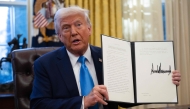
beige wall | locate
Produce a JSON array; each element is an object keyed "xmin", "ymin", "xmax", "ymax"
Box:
[{"xmin": 188, "ymin": 0, "xmax": 190, "ymax": 44}]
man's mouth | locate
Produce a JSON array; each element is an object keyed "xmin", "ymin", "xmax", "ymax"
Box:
[{"xmin": 72, "ymin": 39, "xmax": 80, "ymax": 44}]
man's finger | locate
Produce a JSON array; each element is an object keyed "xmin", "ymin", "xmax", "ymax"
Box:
[{"xmin": 173, "ymin": 81, "xmax": 180, "ymax": 86}]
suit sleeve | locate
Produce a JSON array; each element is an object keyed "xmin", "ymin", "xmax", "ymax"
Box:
[{"xmin": 30, "ymin": 59, "xmax": 82, "ymax": 109}]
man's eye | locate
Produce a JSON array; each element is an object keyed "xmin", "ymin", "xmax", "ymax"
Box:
[
  {"xmin": 64, "ymin": 27, "xmax": 68, "ymax": 29},
  {"xmin": 76, "ymin": 23, "xmax": 81, "ymax": 27},
  {"xmin": 63, "ymin": 26, "xmax": 69, "ymax": 30}
]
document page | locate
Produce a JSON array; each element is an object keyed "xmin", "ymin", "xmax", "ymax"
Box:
[
  {"xmin": 102, "ymin": 35, "xmax": 134, "ymax": 103},
  {"xmin": 134, "ymin": 42, "xmax": 177, "ymax": 103}
]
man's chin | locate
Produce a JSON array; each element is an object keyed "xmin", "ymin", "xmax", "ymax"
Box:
[{"xmin": 71, "ymin": 47, "xmax": 87, "ymax": 56}]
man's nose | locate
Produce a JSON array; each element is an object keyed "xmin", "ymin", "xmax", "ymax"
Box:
[{"xmin": 71, "ymin": 26, "xmax": 78, "ymax": 37}]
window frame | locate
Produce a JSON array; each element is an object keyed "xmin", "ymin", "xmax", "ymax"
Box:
[
  {"xmin": 0, "ymin": 0, "xmax": 31, "ymax": 95},
  {"xmin": 0, "ymin": 0, "xmax": 32, "ymax": 47}
]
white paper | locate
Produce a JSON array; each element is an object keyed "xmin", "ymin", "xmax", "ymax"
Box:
[
  {"xmin": 102, "ymin": 35, "xmax": 134, "ymax": 103},
  {"xmin": 134, "ymin": 42, "xmax": 177, "ymax": 103}
]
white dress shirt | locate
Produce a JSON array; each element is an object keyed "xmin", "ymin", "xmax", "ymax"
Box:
[{"xmin": 67, "ymin": 46, "xmax": 98, "ymax": 95}]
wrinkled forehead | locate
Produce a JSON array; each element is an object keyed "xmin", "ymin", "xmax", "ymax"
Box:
[
  {"xmin": 57, "ymin": 12, "xmax": 87, "ymax": 27},
  {"xmin": 58, "ymin": 14, "xmax": 88, "ymax": 30}
]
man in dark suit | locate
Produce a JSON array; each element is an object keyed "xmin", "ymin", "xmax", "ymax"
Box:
[{"xmin": 30, "ymin": 6, "xmax": 181, "ymax": 109}]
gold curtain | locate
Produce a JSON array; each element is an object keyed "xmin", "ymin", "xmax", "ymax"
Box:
[
  {"xmin": 165, "ymin": 0, "xmax": 190, "ymax": 107},
  {"xmin": 64, "ymin": 0, "xmax": 123, "ymax": 47},
  {"xmin": 122, "ymin": 0, "xmax": 164, "ymax": 42}
]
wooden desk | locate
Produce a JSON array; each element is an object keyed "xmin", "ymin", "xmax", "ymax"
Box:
[
  {"xmin": 0, "ymin": 94, "xmax": 14, "ymax": 109},
  {"xmin": 150, "ymin": 104, "xmax": 190, "ymax": 109}
]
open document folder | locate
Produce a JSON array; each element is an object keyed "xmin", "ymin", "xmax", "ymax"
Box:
[{"xmin": 101, "ymin": 34, "xmax": 178, "ymax": 104}]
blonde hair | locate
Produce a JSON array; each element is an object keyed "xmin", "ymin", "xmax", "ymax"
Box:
[{"xmin": 54, "ymin": 6, "xmax": 91, "ymax": 34}]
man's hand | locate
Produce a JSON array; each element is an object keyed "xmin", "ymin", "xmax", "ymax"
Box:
[
  {"xmin": 172, "ymin": 70, "xmax": 181, "ymax": 86},
  {"xmin": 84, "ymin": 85, "xmax": 109, "ymax": 108}
]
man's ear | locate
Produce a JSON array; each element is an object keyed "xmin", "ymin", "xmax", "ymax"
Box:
[
  {"xmin": 58, "ymin": 34, "xmax": 63, "ymax": 42},
  {"xmin": 88, "ymin": 26, "xmax": 92, "ymax": 35}
]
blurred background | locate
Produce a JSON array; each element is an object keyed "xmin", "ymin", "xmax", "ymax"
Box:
[{"xmin": 0, "ymin": 0, "xmax": 190, "ymax": 109}]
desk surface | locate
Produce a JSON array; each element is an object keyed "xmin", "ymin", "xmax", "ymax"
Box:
[
  {"xmin": 150, "ymin": 104, "xmax": 190, "ymax": 109},
  {"xmin": 0, "ymin": 93, "xmax": 14, "ymax": 109}
]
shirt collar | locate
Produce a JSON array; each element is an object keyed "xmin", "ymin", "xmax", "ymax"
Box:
[{"xmin": 67, "ymin": 45, "xmax": 92, "ymax": 67}]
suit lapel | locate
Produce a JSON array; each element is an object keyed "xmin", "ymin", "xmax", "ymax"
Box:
[
  {"xmin": 90, "ymin": 46, "xmax": 103, "ymax": 85},
  {"xmin": 56, "ymin": 47, "xmax": 79, "ymax": 96}
]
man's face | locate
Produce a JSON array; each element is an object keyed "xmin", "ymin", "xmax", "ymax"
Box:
[{"xmin": 58, "ymin": 13, "xmax": 91, "ymax": 56}]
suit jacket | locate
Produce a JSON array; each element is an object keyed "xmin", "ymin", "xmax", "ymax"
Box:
[
  {"xmin": 30, "ymin": 46, "xmax": 113, "ymax": 109},
  {"xmin": 30, "ymin": 45, "xmax": 139, "ymax": 109}
]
